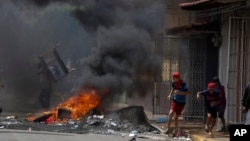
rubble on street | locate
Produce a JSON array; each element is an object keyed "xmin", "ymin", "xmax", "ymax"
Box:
[{"xmin": 0, "ymin": 106, "xmax": 193, "ymax": 141}]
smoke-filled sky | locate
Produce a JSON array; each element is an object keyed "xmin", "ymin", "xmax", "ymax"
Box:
[
  {"xmin": 76, "ymin": 0, "xmax": 165, "ymax": 95},
  {"xmin": 0, "ymin": 0, "xmax": 165, "ymax": 112}
]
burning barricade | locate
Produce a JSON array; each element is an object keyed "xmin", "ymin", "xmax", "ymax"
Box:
[
  {"xmin": 0, "ymin": 86, "xmax": 160, "ymax": 135},
  {"xmin": 7, "ymin": 44, "xmax": 158, "ymax": 134},
  {"xmin": 27, "ymin": 86, "xmax": 106, "ymax": 123}
]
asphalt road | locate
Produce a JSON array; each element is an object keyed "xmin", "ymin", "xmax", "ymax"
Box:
[{"xmin": 0, "ymin": 129, "xmax": 170, "ymax": 141}]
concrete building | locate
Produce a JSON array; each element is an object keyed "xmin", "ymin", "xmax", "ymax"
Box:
[{"xmin": 218, "ymin": 0, "xmax": 250, "ymax": 124}]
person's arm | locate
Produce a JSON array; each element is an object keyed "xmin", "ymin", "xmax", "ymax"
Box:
[
  {"xmin": 168, "ymin": 88, "xmax": 174, "ymax": 99},
  {"xmin": 197, "ymin": 92, "xmax": 201, "ymax": 99},
  {"xmin": 197, "ymin": 90, "xmax": 205, "ymax": 99}
]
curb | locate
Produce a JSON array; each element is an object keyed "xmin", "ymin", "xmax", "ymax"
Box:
[
  {"xmin": 191, "ymin": 134, "xmax": 216, "ymax": 141},
  {"xmin": 191, "ymin": 132, "xmax": 230, "ymax": 141}
]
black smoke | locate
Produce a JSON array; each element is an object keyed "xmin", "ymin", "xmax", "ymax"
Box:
[
  {"xmin": 73, "ymin": 0, "xmax": 165, "ymax": 97},
  {"xmin": 79, "ymin": 25, "xmax": 157, "ymax": 97},
  {"xmin": 71, "ymin": 0, "xmax": 165, "ymax": 35},
  {"xmin": 72, "ymin": 2, "xmax": 115, "ymax": 32},
  {"xmin": 27, "ymin": 0, "xmax": 50, "ymax": 7},
  {"xmin": 27, "ymin": 0, "xmax": 165, "ymax": 35},
  {"xmin": 25, "ymin": 0, "xmax": 79, "ymax": 7}
]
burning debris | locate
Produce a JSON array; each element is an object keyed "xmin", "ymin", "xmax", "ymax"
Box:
[
  {"xmin": 57, "ymin": 108, "xmax": 72, "ymax": 120},
  {"xmin": 22, "ymin": 82, "xmax": 158, "ymax": 134},
  {"xmin": 33, "ymin": 113, "xmax": 53, "ymax": 123},
  {"xmin": 0, "ymin": 106, "xmax": 193, "ymax": 140},
  {"xmin": 27, "ymin": 86, "xmax": 107, "ymax": 123},
  {"xmin": 51, "ymin": 87, "xmax": 106, "ymax": 120},
  {"xmin": 0, "ymin": 106, "xmax": 160, "ymax": 135},
  {"xmin": 24, "ymin": 87, "xmax": 156, "ymax": 135}
]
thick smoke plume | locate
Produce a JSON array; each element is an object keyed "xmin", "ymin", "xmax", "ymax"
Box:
[
  {"xmin": 78, "ymin": 0, "xmax": 165, "ymax": 96},
  {"xmin": 0, "ymin": 0, "xmax": 165, "ymax": 112},
  {"xmin": 80, "ymin": 25, "xmax": 156, "ymax": 96}
]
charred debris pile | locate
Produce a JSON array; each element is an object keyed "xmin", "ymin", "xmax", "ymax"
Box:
[{"xmin": 0, "ymin": 106, "xmax": 160, "ymax": 135}]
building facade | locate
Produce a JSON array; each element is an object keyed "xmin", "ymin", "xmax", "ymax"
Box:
[{"xmin": 153, "ymin": 0, "xmax": 250, "ymax": 125}]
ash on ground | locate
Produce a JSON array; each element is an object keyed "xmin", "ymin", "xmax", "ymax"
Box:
[{"xmin": 0, "ymin": 106, "xmax": 160, "ymax": 135}]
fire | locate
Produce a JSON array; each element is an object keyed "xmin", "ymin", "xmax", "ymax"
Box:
[
  {"xmin": 26, "ymin": 87, "xmax": 107, "ymax": 122},
  {"xmin": 52, "ymin": 88, "xmax": 105, "ymax": 120},
  {"xmin": 26, "ymin": 116, "xmax": 35, "ymax": 122}
]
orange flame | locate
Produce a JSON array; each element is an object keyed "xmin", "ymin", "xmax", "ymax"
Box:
[
  {"xmin": 26, "ymin": 116, "xmax": 35, "ymax": 122},
  {"xmin": 26, "ymin": 87, "xmax": 107, "ymax": 122},
  {"xmin": 52, "ymin": 88, "xmax": 106, "ymax": 120}
]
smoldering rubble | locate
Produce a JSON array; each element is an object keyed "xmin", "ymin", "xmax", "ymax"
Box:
[
  {"xmin": 0, "ymin": 106, "xmax": 160, "ymax": 134},
  {"xmin": 0, "ymin": 106, "xmax": 192, "ymax": 140}
]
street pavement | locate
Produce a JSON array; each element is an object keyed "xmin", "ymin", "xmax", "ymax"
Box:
[
  {"xmin": 0, "ymin": 128, "xmax": 230, "ymax": 141},
  {"xmin": 0, "ymin": 112, "xmax": 193, "ymax": 141},
  {"xmin": 0, "ymin": 129, "xmax": 176, "ymax": 141},
  {"xmin": 0, "ymin": 111, "xmax": 229, "ymax": 141},
  {"xmin": 146, "ymin": 112, "xmax": 230, "ymax": 141}
]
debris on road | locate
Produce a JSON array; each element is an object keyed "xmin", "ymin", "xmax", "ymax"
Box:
[
  {"xmin": 57, "ymin": 108, "xmax": 72, "ymax": 120},
  {"xmin": 33, "ymin": 113, "xmax": 53, "ymax": 123},
  {"xmin": 6, "ymin": 116, "xmax": 17, "ymax": 120},
  {"xmin": 0, "ymin": 106, "xmax": 194, "ymax": 141}
]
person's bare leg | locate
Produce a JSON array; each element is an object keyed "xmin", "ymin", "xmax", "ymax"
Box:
[
  {"xmin": 220, "ymin": 117, "xmax": 226, "ymax": 131},
  {"xmin": 218, "ymin": 107, "xmax": 226, "ymax": 132},
  {"xmin": 207, "ymin": 116, "xmax": 212, "ymax": 126},
  {"xmin": 208, "ymin": 114, "xmax": 216, "ymax": 137},
  {"xmin": 205, "ymin": 117, "xmax": 210, "ymax": 130},
  {"xmin": 166, "ymin": 110, "xmax": 174, "ymax": 133},
  {"xmin": 204, "ymin": 114, "xmax": 212, "ymax": 132},
  {"xmin": 210, "ymin": 118, "xmax": 216, "ymax": 131},
  {"xmin": 174, "ymin": 114, "xmax": 179, "ymax": 133}
]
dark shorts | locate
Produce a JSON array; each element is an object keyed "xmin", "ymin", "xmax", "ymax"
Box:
[
  {"xmin": 170, "ymin": 101, "xmax": 185, "ymax": 116},
  {"xmin": 217, "ymin": 105, "xmax": 226, "ymax": 118},
  {"xmin": 206, "ymin": 107, "xmax": 217, "ymax": 118}
]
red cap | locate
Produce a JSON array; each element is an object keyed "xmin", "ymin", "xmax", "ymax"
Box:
[
  {"xmin": 172, "ymin": 72, "xmax": 180, "ymax": 78},
  {"xmin": 207, "ymin": 82, "xmax": 215, "ymax": 89}
]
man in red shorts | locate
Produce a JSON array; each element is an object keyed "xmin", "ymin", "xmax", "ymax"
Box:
[{"xmin": 165, "ymin": 72, "xmax": 189, "ymax": 136}]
